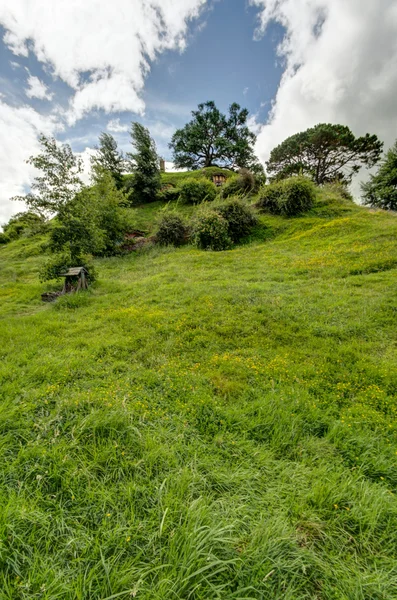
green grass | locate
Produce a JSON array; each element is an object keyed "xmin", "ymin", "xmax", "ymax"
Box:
[{"xmin": 1, "ymin": 189, "xmax": 397, "ymax": 599}]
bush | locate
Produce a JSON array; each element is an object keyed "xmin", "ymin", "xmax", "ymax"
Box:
[
  {"xmin": 216, "ymin": 199, "xmax": 258, "ymax": 242},
  {"xmin": 40, "ymin": 252, "xmax": 97, "ymax": 283},
  {"xmin": 2, "ymin": 211, "xmax": 47, "ymax": 240},
  {"xmin": 192, "ymin": 210, "xmax": 231, "ymax": 251},
  {"xmin": 324, "ymin": 181, "xmax": 353, "ymax": 202},
  {"xmin": 221, "ymin": 176, "xmax": 243, "ymax": 198},
  {"xmin": 222, "ymin": 169, "xmax": 260, "ymax": 198},
  {"xmin": 156, "ymin": 214, "xmax": 187, "ymax": 247},
  {"xmin": 0, "ymin": 232, "xmax": 9, "ymax": 244},
  {"xmin": 158, "ymin": 186, "xmax": 181, "ymax": 203},
  {"xmin": 279, "ymin": 177, "xmax": 316, "ymax": 216},
  {"xmin": 258, "ymin": 177, "xmax": 316, "ymax": 216},
  {"xmin": 257, "ymin": 181, "xmax": 284, "ymax": 214},
  {"xmin": 179, "ymin": 178, "xmax": 217, "ymax": 205},
  {"xmin": 50, "ymin": 172, "xmax": 128, "ymax": 259}
]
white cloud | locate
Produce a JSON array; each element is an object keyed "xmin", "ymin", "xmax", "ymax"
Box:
[
  {"xmin": 77, "ymin": 147, "xmax": 96, "ymax": 185},
  {"xmin": 247, "ymin": 114, "xmax": 263, "ymax": 136},
  {"xmin": 147, "ymin": 120, "xmax": 175, "ymax": 141},
  {"xmin": 107, "ymin": 118, "xmax": 129, "ymax": 133},
  {"xmin": 25, "ymin": 74, "xmax": 53, "ymax": 100},
  {"xmin": 164, "ymin": 161, "xmax": 185, "ymax": 173},
  {"xmin": 250, "ymin": 0, "xmax": 397, "ymax": 196},
  {"xmin": 0, "ymin": 101, "xmax": 61, "ymax": 227},
  {"xmin": 0, "ymin": 0, "xmax": 207, "ymax": 123}
]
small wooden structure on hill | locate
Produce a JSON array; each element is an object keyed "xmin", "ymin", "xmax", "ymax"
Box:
[
  {"xmin": 41, "ymin": 266, "xmax": 90, "ymax": 302},
  {"xmin": 59, "ymin": 267, "xmax": 89, "ymax": 293},
  {"xmin": 212, "ymin": 174, "xmax": 227, "ymax": 187}
]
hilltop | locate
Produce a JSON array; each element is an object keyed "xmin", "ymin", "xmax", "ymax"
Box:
[{"xmin": 0, "ymin": 181, "xmax": 397, "ymax": 599}]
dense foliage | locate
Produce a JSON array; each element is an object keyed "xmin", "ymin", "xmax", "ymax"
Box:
[
  {"xmin": 216, "ymin": 199, "xmax": 258, "ymax": 242},
  {"xmin": 258, "ymin": 177, "xmax": 316, "ymax": 216},
  {"xmin": 0, "ymin": 211, "xmax": 46, "ymax": 243},
  {"xmin": 42, "ymin": 172, "xmax": 128, "ymax": 281},
  {"xmin": 221, "ymin": 168, "xmax": 260, "ymax": 198},
  {"xmin": 156, "ymin": 214, "xmax": 187, "ymax": 246},
  {"xmin": 179, "ymin": 178, "xmax": 217, "ymax": 205},
  {"xmin": 192, "ymin": 209, "xmax": 232, "ymax": 250},
  {"xmin": 170, "ymin": 101, "xmax": 260, "ymax": 171},
  {"xmin": 158, "ymin": 186, "xmax": 181, "ymax": 203},
  {"xmin": 128, "ymin": 122, "xmax": 161, "ymax": 203},
  {"xmin": 361, "ymin": 140, "xmax": 397, "ymax": 211},
  {"xmin": 12, "ymin": 135, "xmax": 83, "ymax": 215},
  {"xmin": 267, "ymin": 124, "xmax": 383, "ymax": 184},
  {"xmin": 90, "ymin": 132, "xmax": 125, "ymax": 189}
]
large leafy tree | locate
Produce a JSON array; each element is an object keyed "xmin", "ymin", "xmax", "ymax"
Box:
[
  {"xmin": 361, "ymin": 140, "xmax": 397, "ymax": 211},
  {"xmin": 127, "ymin": 122, "xmax": 161, "ymax": 203},
  {"xmin": 90, "ymin": 132, "xmax": 125, "ymax": 189},
  {"xmin": 266, "ymin": 124, "xmax": 383, "ymax": 185},
  {"xmin": 12, "ymin": 135, "xmax": 83, "ymax": 216},
  {"xmin": 169, "ymin": 101, "xmax": 260, "ymax": 171}
]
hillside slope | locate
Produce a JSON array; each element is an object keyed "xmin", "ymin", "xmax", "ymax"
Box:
[{"xmin": 0, "ymin": 192, "xmax": 397, "ymax": 599}]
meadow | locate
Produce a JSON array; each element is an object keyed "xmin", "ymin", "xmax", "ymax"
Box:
[{"xmin": 0, "ymin": 186, "xmax": 397, "ymax": 599}]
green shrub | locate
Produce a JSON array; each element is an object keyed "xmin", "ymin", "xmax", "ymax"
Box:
[
  {"xmin": 324, "ymin": 181, "xmax": 353, "ymax": 202},
  {"xmin": 156, "ymin": 214, "xmax": 187, "ymax": 247},
  {"xmin": 221, "ymin": 176, "xmax": 243, "ymax": 198},
  {"xmin": 0, "ymin": 232, "xmax": 9, "ymax": 244},
  {"xmin": 193, "ymin": 210, "xmax": 231, "ymax": 251},
  {"xmin": 216, "ymin": 199, "xmax": 258, "ymax": 242},
  {"xmin": 2, "ymin": 211, "xmax": 47, "ymax": 240},
  {"xmin": 222, "ymin": 169, "xmax": 261, "ymax": 198},
  {"xmin": 258, "ymin": 181, "xmax": 284, "ymax": 214},
  {"xmin": 40, "ymin": 252, "xmax": 97, "ymax": 283},
  {"xmin": 179, "ymin": 178, "xmax": 217, "ymax": 205},
  {"xmin": 158, "ymin": 186, "xmax": 181, "ymax": 203},
  {"xmin": 279, "ymin": 177, "xmax": 316, "ymax": 216},
  {"xmin": 258, "ymin": 177, "xmax": 316, "ymax": 216}
]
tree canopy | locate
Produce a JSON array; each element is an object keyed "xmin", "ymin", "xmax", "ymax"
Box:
[
  {"xmin": 361, "ymin": 140, "xmax": 397, "ymax": 211},
  {"xmin": 90, "ymin": 132, "xmax": 125, "ymax": 189},
  {"xmin": 127, "ymin": 122, "xmax": 161, "ymax": 203},
  {"xmin": 169, "ymin": 101, "xmax": 260, "ymax": 171},
  {"xmin": 12, "ymin": 135, "xmax": 83, "ymax": 216},
  {"xmin": 266, "ymin": 124, "xmax": 383, "ymax": 185}
]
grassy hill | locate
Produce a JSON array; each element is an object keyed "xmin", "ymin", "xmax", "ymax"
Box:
[{"xmin": 1, "ymin": 183, "xmax": 397, "ymax": 599}]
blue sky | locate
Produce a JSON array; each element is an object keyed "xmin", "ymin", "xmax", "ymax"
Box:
[
  {"xmin": 1, "ymin": 0, "xmax": 397, "ymax": 224},
  {"xmin": 0, "ymin": 1, "xmax": 284, "ymax": 159}
]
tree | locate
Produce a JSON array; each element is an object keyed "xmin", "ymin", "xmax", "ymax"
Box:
[
  {"xmin": 361, "ymin": 140, "xmax": 397, "ymax": 211},
  {"xmin": 49, "ymin": 170, "xmax": 127, "ymax": 261},
  {"xmin": 169, "ymin": 101, "xmax": 260, "ymax": 171},
  {"xmin": 91, "ymin": 132, "xmax": 125, "ymax": 189},
  {"xmin": 12, "ymin": 135, "xmax": 83, "ymax": 216},
  {"xmin": 266, "ymin": 124, "xmax": 383, "ymax": 185},
  {"xmin": 127, "ymin": 122, "xmax": 161, "ymax": 203}
]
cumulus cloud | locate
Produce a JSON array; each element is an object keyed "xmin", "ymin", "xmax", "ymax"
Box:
[
  {"xmin": 0, "ymin": 0, "xmax": 207, "ymax": 123},
  {"xmin": 0, "ymin": 101, "xmax": 61, "ymax": 226},
  {"xmin": 0, "ymin": 0, "xmax": 207, "ymax": 222},
  {"xmin": 107, "ymin": 118, "xmax": 129, "ymax": 133},
  {"xmin": 250, "ymin": 0, "xmax": 397, "ymax": 194},
  {"xmin": 25, "ymin": 74, "xmax": 53, "ymax": 100}
]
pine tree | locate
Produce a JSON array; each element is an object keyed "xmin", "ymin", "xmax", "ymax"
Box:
[
  {"xmin": 127, "ymin": 123, "xmax": 161, "ymax": 203},
  {"xmin": 91, "ymin": 132, "xmax": 125, "ymax": 189},
  {"xmin": 361, "ymin": 140, "xmax": 397, "ymax": 211}
]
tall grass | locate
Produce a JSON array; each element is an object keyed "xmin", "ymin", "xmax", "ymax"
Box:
[{"xmin": 0, "ymin": 190, "xmax": 397, "ymax": 598}]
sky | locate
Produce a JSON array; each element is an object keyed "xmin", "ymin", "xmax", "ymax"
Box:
[{"xmin": 0, "ymin": 0, "xmax": 397, "ymax": 225}]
